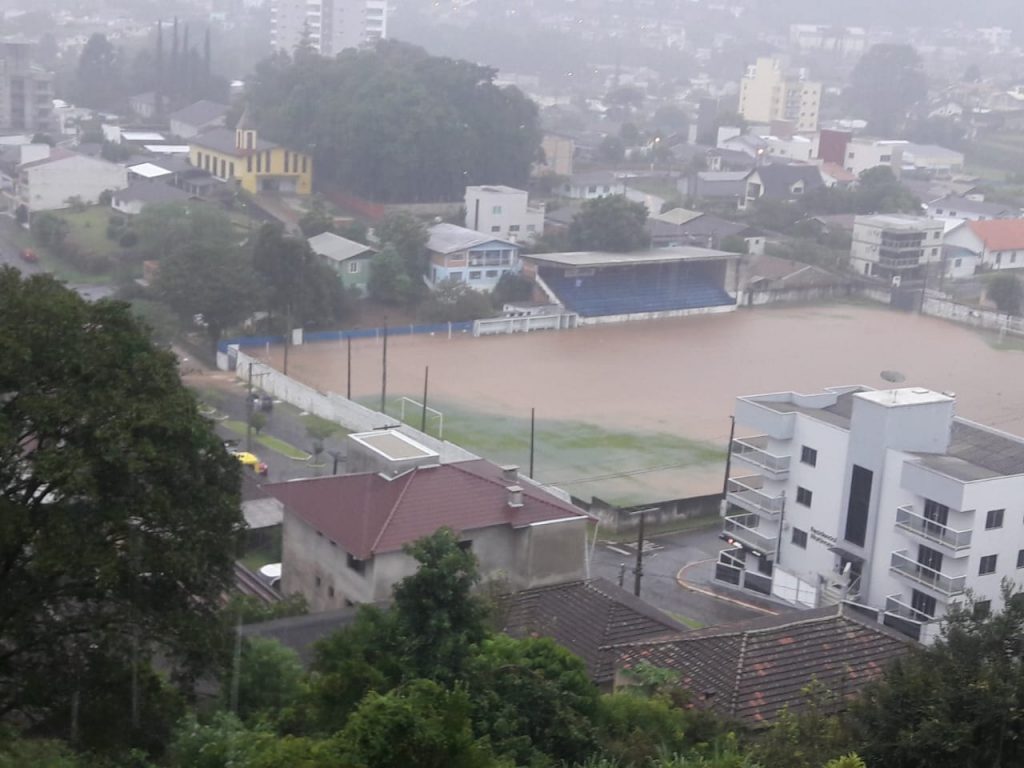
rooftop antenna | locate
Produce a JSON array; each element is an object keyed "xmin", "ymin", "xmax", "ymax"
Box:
[{"xmin": 880, "ymin": 370, "xmax": 905, "ymax": 403}]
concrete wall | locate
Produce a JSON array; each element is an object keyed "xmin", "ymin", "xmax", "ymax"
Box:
[
  {"xmin": 921, "ymin": 296, "xmax": 1024, "ymax": 337},
  {"xmin": 281, "ymin": 513, "xmax": 376, "ymax": 610},
  {"xmin": 25, "ymin": 156, "xmax": 128, "ymax": 211},
  {"xmin": 579, "ymin": 302, "xmax": 735, "ymax": 326},
  {"xmin": 585, "ymin": 493, "xmax": 723, "ymax": 535}
]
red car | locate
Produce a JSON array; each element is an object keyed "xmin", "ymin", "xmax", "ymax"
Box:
[{"xmin": 19, "ymin": 248, "xmax": 38, "ymax": 264}]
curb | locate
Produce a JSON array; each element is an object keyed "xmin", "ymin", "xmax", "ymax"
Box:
[{"xmin": 676, "ymin": 559, "xmax": 779, "ymax": 615}]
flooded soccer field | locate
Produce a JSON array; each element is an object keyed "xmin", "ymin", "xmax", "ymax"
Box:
[{"xmin": 257, "ymin": 304, "xmax": 1024, "ymax": 503}]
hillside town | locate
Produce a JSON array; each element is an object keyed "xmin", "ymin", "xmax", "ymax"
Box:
[{"xmin": 4, "ymin": 1, "xmax": 1024, "ymax": 766}]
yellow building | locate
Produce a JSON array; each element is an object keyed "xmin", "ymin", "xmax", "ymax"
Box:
[{"xmin": 188, "ymin": 111, "xmax": 312, "ymax": 196}]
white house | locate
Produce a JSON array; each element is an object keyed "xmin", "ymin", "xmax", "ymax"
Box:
[
  {"xmin": 843, "ymin": 138, "xmax": 904, "ymax": 178},
  {"xmin": 168, "ymin": 100, "xmax": 230, "ymax": 139},
  {"xmin": 721, "ymin": 385, "xmax": 1024, "ymax": 643},
  {"xmin": 426, "ymin": 222, "xmax": 520, "ymax": 292},
  {"xmin": 110, "ymin": 181, "xmax": 192, "ymax": 215},
  {"xmin": 560, "ymin": 171, "xmax": 627, "ymax": 200},
  {"xmin": 944, "ymin": 219, "xmax": 1024, "ymax": 271},
  {"xmin": 15, "ymin": 149, "xmax": 128, "ymax": 212},
  {"xmin": 849, "ymin": 214, "xmax": 944, "ymax": 281},
  {"xmin": 925, "ymin": 195, "xmax": 1019, "ymax": 225},
  {"xmin": 464, "ymin": 185, "xmax": 545, "ymax": 243}
]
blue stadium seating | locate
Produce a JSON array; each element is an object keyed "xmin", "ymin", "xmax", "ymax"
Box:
[{"xmin": 541, "ymin": 268, "xmax": 735, "ymax": 318}]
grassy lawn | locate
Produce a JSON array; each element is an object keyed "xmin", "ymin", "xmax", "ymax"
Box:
[
  {"xmin": 223, "ymin": 419, "xmax": 311, "ymax": 460},
  {"xmin": 58, "ymin": 207, "xmax": 123, "ymax": 258}
]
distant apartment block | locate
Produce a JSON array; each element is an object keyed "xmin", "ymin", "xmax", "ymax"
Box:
[
  {"xmin": 738, "ymin": 57, "xmax": 821, "ymax": 133},
  {"xmin": 270, "ymin": 0, "xmax": 387, "ymax": 56},
  {"xmin": 720, "ymin": 385, "xmax": 1024, "ymax": 643},
  {"xmin": 788, "ymin": 25, "xmax": 867, "ymax": 56},
  {"xmin": 465, "ymin": 185, "xmax": 545, "ymax": 243},
  {"xmin": 0, "ymin": 39, "xmax": 53, "ymax": 133},
  {"xmin": 850, "ymin": 215, "xmax": 944, "ymax": 281}
]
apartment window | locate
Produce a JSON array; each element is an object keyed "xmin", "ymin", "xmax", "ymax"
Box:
[
  {"xmin": 346, "ymin": 553, "xmax": 366, "ymax": 575},
  {"xmin": 468, "ymin": 270, "xmax": 481, "ymax": 280},
  {"xmin": 879, "ymin": 154, "xmax": 892, "ymax": 162},
  {"xmin": 955, "ymin": 258, "xmax": 962, "ymax": 267},
  {"xmin": 931, "ymin": 248, "xmax": 938, "ymax": 256},
  {"xmin": 314, "ymin": 575, "xmax": 322, "ymax": 588},
  {"xmin": 256, "ymin": 153, "xmax": 262, "ymax": 173},
  {"xmin": 985, "ymin": 509, "xmax": 1005, "ymax": 529},
  {"xmin": 796, "ymin": 487, "xmax": 813, "ymax": 507},
  {"xmin": 800, "ymin": 446, "xmax": 818, "ymax": 466},
  {"xmin": 491, "ymin": 226, "xmax": 501, "ymax": 232},
  {"xmin": 347, "ymin": 262, "xmax": 360, "ymax": 274},
  {"xmin": 485, "ymin": 270, "xmax": 498, "ymax": 278},
  {"xmin": 302, "ymin": 155, "xmax": 308, "ymax": 173},
  {"xmin": 327, "ymin": 586, "xmax": 335, "ymax": 597},
  {"xmin": 791, "ymin": 527, "xmax": 808, "ymax": 549},
  {"xmin": 458, "ymin": 540, "xmax": 473, "ymax": 552},
  {"xmin": 229, "ymin": 162, "xmax": 235, "ymax": 177},
  {"xmin": 933, "ymin": 231, "xmax": 941, "ymax": 239},
  {"xmin": 283, "ymin": 151, "xmax": 290, "ymax": 173},
  {"xmin": 247, "ymin": 156, "xmax": 252, "ymax": 173},
  {"xmin": 509, "ymin": 224, "xmax": 520, "ymax": 232},
  {"xmin": 911, "ymin": 588, "xmax": 936, "ymax": 619},
  {"xmin": 974, "ymin": 599, "xmax": 991, "ymax": 618},
  {"xmin": 1017, "ymin": 549, "xmax": 1024, "ymax": 569},
  {"xmin": 449, "ymin": 271, "xmax": 463, "ymax": 282},
  {"xmin": 845, "ymin": 466, "xmax": 873, "ymax": 547},
  {"xmin": 847, "ymin": 151, "xmax": 856, "ymax": 159},
  {"xmin": 492, "ymin": 205, "xmax": 502, "ymax": 214},
  {"xmin": 918, "ymin": 545, "xmax": 943, "ymax": 573},
  {"xmin": 527, "ymin": 224, "xmax": 536, "ymax": 231},
  {"xmin": 979, "ymin": 554, "xmax": 998, "ymax": 575}
]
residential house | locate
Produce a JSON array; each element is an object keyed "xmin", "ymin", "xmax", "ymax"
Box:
[
  {"xmin": 307, "ymin": 231, "xmax": 376, "ymax": 295},
  {"xmin": 743, "ymin": 253, "xmax": 844, "ymax": 303},
  {"xmin": 925, "ymin": 195, "xmax": 1018, "ymax": 224},
  {"xmin": 464, "ymin": 185, "xmax": 545, "ymax": 243},
  {"xmin": 686, "ymin": 171, "xmax": 750, "ymax": 203},
  {"xmin": 944, "ymin": 219, "xmax": 1024, "ymax": 271},
  {"xmin": 902, "ymin": 143, "xmax": 965, "ymax": 174},
  {"xmin": 738, "ymin": 57, "xmax": 822, "ymax": 132},
  {"xmin": 560, "ymin": 171, "xmax": 626, "ymax": 200},
  {"xmin": 426, "ymin": 222, "xmax": 520, "ymax": 291},
  {"xmin": 850, "ymin": 214, "xmax": 944, "ymax": 281},
  {"xmin": 647, "ymin": 208, "xmax": 765, "ymax": 254},
  {"xmin": 615, "ymin": 605, "xmax": 911, "ymax": 727},
  {"xmin": 843, "ymin": 138, "xmax": 904, "ymax": 178},
  {"xmin": 265, "ymin": 430, "xmax": 591, "ymax": 611},
  {"xmin": 189, "ymin": 110, "xmax": 312, "ymax": 196},
  {"xmin": 719, "ymin": 132, "xmax": 816, "ymax": 163},
  {"xmin": 0, "ymin": 39, "xmax": 53, "ymax": 133},
  {"xmin": 169, "ymin": 100, "xmax": 230, "ymax": 139},
  {"xmin": 110, "ymin": 181, "xmax": 192, "ymax": 215},
  {"xmin": 499, "ymin": 579, "xmax": 688, "ymax": 688},
  {"xmin": 818, "ymin": 163, "xmax": 858, "ymax": 189},
  {"xmin": 720, "ymin": 385, "xmax": 1024, "ymax": 643},
  {"xmin": 10, "ymin": 148, "xmax": 128, "ymax": 212},
  {"xmin": 740, "ymin": 164, "xmax": 824, "ymax": 210},
  {"xmin": 128, "ymin": 92, "xmax": 158, "ymax": 120}
]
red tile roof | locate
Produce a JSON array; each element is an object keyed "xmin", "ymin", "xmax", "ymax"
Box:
[
  {"xmin": 264, "ymin": 460, "xmax": 589, "ymax": 559},
  {"xmin": 615, "ymin": 605, "xmax": 913, "ymax": 728},
  {"xmin": 967, "ymin": 219, "xmax": 1024, "ymax": 251}
]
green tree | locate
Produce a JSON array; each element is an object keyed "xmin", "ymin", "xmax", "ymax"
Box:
[
  {"xmin": 230, "ymin": 638, "xmax": 305, "ymax": 725},
  {"xmin": 850, "ymin": 585, "xmax": 1024, "ymax": 768},
  {"xmin": 987, "ymin": 273, "xmax": 1022, "ymax": 315},
  {"xmin": 0, "ymin": 269, "xmax": 243, "ymax": 727},
  {"xmin": 156, "ymin": 243, "xmax": 260, "ymax": 347},
  {"xmin": 376, "ymin": 211, "xmax": 429, "ymax": 278},
  {"xmin": 848, "ymin": 45, "xmax": 927, "ymax": 135},
  {"xmin": 298, "ymin": 199, "xmax": 336, "ymax": 237},
  {"xmin": 339, "ymin": 680, "xmax": 493, "ymax": 768},
  {"xmin": 568, "ymin": 195, "xmax": 650, "ymax": 253},
  {"xmin": 491, "ymin": 272, "xmax": 533, "ymax": 307},
  {"xmin": 368, "ymin": 245, "xmax": 416, "ymax": 305},
  {"xmin": 423, "ymin": 279, "xmax": 494, "ymax": 322},
  {"xmin": 750, "ymin": 680, "xmax": 854, "ymax": 768},
  {"xmin": 135, "ymin": 202, "xmax": 236, "ymax": 263},
  {"xmin": 75, "ymin": 33, "xmax": 124, "ymax": 109},
  {"xmin": 392, "ymin": 528, "xmax": 489, "ymax": 682},
  {"xmin": 598, "ymin": 135, "xmax": 626, "ymax": 164},
  {"xmin": 248, "ymin": 410, "xmax": 268, "ymax": 436}
]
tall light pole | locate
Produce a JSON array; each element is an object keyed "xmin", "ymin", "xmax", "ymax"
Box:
[{"xmin": 631, "ymin": 507, "xmax": 658, "ymax": 597}]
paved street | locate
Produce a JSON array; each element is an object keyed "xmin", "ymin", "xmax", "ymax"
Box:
[{"xmin": 591, "ymin": 523, "xmax": 788, "ymax": 627}]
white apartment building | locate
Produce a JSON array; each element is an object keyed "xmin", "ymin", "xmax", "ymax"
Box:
[
  {"xmin": 843, "ymin": 138, "xmax": 904, "ymax": 177},
  {"xmin": 738, "ymin": 57, "xmax": 821, "ymax": 133},
  {"xmin": 850, "ymin": 214, "xmax": 944, "ymax": 282},
  {"xmin": 0, "ymin": 40, "xmax": 54, "ymax": 133},
  {"xmin": 721, "ymin": 386, "xmax": 1024, "ymax": 643},
  {"xmin": 464, "ymin": 185, "xmax": 545, "ymax": 243},
  {"xmin": 270, "ymin": 0, "xmax": 387, "ymax": 56},
  {"xmin": 13, "ymin": 150, "xmax": 127, "ymax": 212}
]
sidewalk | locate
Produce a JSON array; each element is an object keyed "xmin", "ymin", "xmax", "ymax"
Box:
[{"xmin": 676, "ymin": 558, "xmax": 789, "ymax": 616}]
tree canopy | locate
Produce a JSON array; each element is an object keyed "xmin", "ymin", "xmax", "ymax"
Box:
[
  {"xmin": 848, "ymin": 45, "xmax": 927, "ymax": 135},
  {"xmin": 247, "ymin": 41, "xmax": 542, "ymax": 202},
  {"xmin": 568, "ymin": 195, "xmax": 651, "ymax": 252},
  {"xmin": 0, "ymin": 268, "xmax": 243, "ymax": 727}
]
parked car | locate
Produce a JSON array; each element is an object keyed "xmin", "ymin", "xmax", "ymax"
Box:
[
  {"xmin": 232, "ymin": 450, "xmax": 268, "ymax": 476},
  {"xmin": 19, "ymin": 248, "xmax": 37, "ymax": 263}
]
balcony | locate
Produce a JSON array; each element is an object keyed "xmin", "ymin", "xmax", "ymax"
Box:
[
  {"xmin": 890, "ymin": 550, "xmax": 966, "ymax": 597},
  {"xmin": 731, "ymin": 436, "xmax": 790, "ymax": 479},
  {"xmin": 723, "ymin": 513, "xmax": 778, "ymax": 557},
  {"xmin": 894, "ymin": 505, "xmax": 972, "ymax": 554},
  {"xmin": 726, "ymin": 475, "xmax": 785, "ymax": 517},
  {"xmin": 884, "ymin": 594, "xmax": 934, "ymax": 623}
]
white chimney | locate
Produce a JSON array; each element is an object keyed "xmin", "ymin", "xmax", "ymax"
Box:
[
  {"xmin": 501, "ymin": 464, "xmax": 519, "ymax": 483},
  {"xmin": 506, "ymin": 485, "xmax": 524, "ymax": 508}
]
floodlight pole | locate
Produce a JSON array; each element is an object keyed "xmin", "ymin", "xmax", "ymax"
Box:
[
  {"xmin": 529, "ymin": 407, "xmax": 536, "ymax": 478},
  {"xmin": 421, "ymin": 366, "xmax": 429, "ymax": 432},
  {"xmin": 722, "ymin": 415, "xmax": 736, "ymax": 496},
  {"xmin": 246, "ymin": 361, "xmax": 254, "ymax": 452},
  {"xmin": 346, "ymin": 333, "xmax": 352, "ymax": 399},
  {"xmin": 380, "ymin": 319, "xmax": 388, "ymax": 414}
]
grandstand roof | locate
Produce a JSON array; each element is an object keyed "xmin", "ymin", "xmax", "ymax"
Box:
[{"xmin": 525, "ymin": 246, "xmax": 738, "ymax": 269}]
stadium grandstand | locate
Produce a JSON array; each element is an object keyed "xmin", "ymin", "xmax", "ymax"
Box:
[{"xmin": 522, "ymin": 247, "xmax": 739, "ymax": 324}]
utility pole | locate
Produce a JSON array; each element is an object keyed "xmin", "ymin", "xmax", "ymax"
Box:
[
  {"xmin": 346, "ymin": 333, "xmax": 352, "ymax": 399},
  {"xmin": 529, "ymin": 407, "xmax": 536, "ymax": 478},
  {"xmin": 246, "ymin": 361, "xmax": 254, "ymax": 452},
  {"xmin": 421, "ymin": 366, "xmax": 429, "ymax": 432},
  {"xmin": 721, "ymin": 415, "xmax": 736, "ymax": 497},
  {"xmin": 283, "ymin": 304, "xmax": 291, "ymax": 376},
  {"xmin": 632, "ymin": 507, "xmax": 657, "ymax": 597},
  {"xmin": 380, "ymin": 319, "xmax": 388, "ymax": 414}
]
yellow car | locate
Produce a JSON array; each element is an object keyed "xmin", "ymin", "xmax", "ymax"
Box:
[{"xmin": 232, "ymin": 451, "xmax": 268, "ymax": 476}]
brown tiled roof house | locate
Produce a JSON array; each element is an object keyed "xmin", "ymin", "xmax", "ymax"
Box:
[{"xmin": 614, "ymin": 604, "xmax": 913, "ymax": 727}]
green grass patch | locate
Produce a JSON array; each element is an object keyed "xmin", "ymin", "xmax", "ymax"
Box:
[
  {"xmin": 222, "ymin": 419, "xmax": 311, "ymax": 460},
  {"xmin": 372, "ymin": 396, "xmax": 726, "ymax": 506},
  {"xmin": 58, "ymin": 207, "xmax": 122, "ymax": 258},
  {"xmin": 665, "ymin": 611, "xmax": 704, "ymax": 630}
]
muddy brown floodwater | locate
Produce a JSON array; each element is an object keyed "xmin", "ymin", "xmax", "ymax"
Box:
[{"xmin": 262, "ymin": 304, "xmax": 1024, "ymax": 447}]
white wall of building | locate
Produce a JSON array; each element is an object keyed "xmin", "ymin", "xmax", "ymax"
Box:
[
  {"xmin": 844, "ymin": 140, "xmax": 904, "ymax": 177},
  {"xmin": 21, "ymin": 155, "xmax": 128, "ymax": 212},
  {"xmin": 271, "ymin": 0, "xmax": 387, "ymax": 56},
  {"xmin": 464, "ymin": 186, "xmax": 545, "ymax": 243}
]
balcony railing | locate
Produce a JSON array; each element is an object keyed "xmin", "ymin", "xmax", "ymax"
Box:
[
  {"xmin": 895, "ymin": 505, "xmax": 972, "ymax": 552},
  {"xmin": 731, "ymin": 436, "xmax": 790, "ymax": 478},
  {"xmin": 726, "ymin": 475, "xmax": 785, "ymax": 517},
  {"xmin": 890, "ymin": 550, "xmax": 966, "ymax": 597},
  {"xmin": 723, "ymin": 513, "xmax": 778, "ymax": 557},
  {"xmin": 884, "ymin": 594, "xmax": 935, "ymax": 623}
]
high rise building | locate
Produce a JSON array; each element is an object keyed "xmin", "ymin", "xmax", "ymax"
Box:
[
  {"xmin": 0, "ymin": 39, "xmax": 54, "ymax": 134},
  {"xmin": 270, "ymin": 0, "xmax": 387, "ymax": 56},
  {"xmin": 738, "ymin": 57, "xmax": 821, "ymax": 133}
]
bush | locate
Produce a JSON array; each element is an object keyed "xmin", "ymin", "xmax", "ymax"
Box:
[
  {"xmin": 423, "ymin": 279, "xmax": 495, "ymax": 322},
  {"xmin": 119, "ymin": 230, "xmax": 139, "ymax": 248},
  {"xmin": 987, "ymin": 272, "xmax": 1022, "ymax": 315}
]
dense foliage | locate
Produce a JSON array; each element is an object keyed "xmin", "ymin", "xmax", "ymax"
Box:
[
  {"xmin": 847, "ymin": 45, "xmax": 928, "ymax": 135},
  {"xmin": 567, "ymin": 195, "xmax": 651, "ymax": 253},
  {"xmin": 247, "ymin": 42, "xmax": 542, "ymax": 202}
]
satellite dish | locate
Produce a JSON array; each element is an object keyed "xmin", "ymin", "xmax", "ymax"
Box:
[{"xmin": 880, "ymin": 370, "xmax": 905, "ymax": 384}]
